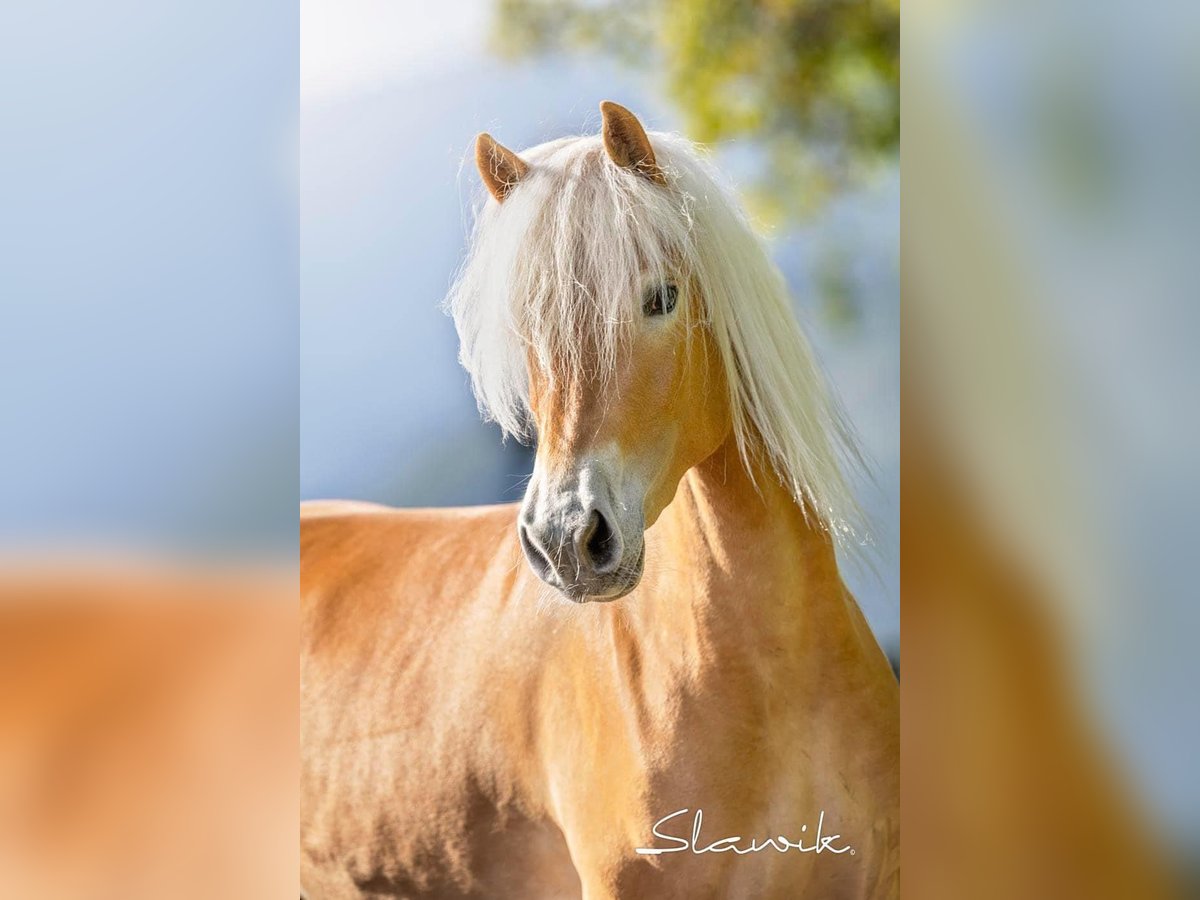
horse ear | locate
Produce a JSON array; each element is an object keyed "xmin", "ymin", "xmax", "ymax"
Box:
[
  {"xmin": 600, "ymin": 101, "xmax": 666, "ymax": 186},
  {"xmin": 475, "ymin": 133, "xmax": 528, "ymax": 202}
]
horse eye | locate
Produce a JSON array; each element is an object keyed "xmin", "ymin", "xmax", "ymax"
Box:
[{"xmin": 643, "ymin": 283, "xmax": 678, "ymax": 317}]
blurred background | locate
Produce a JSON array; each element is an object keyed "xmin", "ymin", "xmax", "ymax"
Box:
[
  {"xmin": 1, "ymin": 5, "xmax": 298, "ymax": 896},
  {"xmin": 904, "ymin": 0, "xmax": 1199, "ymax": 894},
  {"xmin": 300, "ymin": 0, "xmax": 901, "ymax": 650}
]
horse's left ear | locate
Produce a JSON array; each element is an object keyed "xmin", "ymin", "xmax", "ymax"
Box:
[
  {"xmin": 476, "ymin": 132, "xmax": 528, "ymax": 202},
  {"xmin": 600, "ymin": 101, "xmax": 667, "ymax": 186}
]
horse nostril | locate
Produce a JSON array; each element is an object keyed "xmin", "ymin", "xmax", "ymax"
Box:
[
  {"xmin": 518, "ymin": 522, "xmax": 554, "ymax": 582},
  {"xmin": 581, "ymin": 509, "xmax": 620, "ymax": 575}
]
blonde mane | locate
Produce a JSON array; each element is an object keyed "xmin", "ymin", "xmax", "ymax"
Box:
[{"xmin": 445, "ymin": 129, "xmax": 868, "ymax": 548}]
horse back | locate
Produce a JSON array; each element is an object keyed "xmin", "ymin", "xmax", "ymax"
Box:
[{"xmin": 299, "ymin": 499, "xmax": 524, "ymax": 708}]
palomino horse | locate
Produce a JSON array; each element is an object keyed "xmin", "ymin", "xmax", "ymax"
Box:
[{"xmin": 301, "ymin": 102, "xmax": 898, "ymax": 899}]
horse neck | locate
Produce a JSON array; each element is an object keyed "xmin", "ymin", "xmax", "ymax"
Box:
[{"xmin": 628, "ymin": 429, "xmax": 847, "ymax": 666}]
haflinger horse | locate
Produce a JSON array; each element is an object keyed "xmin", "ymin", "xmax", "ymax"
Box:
[{"xmin": 301, "ymin": 101, "xmax": 898, "ymax": 899}]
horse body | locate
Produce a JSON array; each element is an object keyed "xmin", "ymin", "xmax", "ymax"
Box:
[{"xmin": 301, "ymin": 436, "xmax": 897, "ymax": 899}]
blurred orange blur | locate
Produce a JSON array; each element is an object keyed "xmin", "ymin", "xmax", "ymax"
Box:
[{"xmin": 0, "ymin": 565, "xmax": 297, "ymax": 900}]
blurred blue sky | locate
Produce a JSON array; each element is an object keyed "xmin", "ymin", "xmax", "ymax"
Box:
[
  {"xmin": 300, "ymin": 0, "xmax": 899, "ymax": 642},
  {"xmin": 0, "ymin": 0, "xmax": 297, "ymax": 555}
]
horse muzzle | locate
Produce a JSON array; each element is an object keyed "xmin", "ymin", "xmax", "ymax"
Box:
[{"xmin": 518, "ymin": 468, "xmax": 645, "ymax": 602}]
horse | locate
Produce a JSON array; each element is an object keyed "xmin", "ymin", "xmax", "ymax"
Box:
[{"xmin": 300, "ymin": 101, "xmax": 898, "ymax": 899}]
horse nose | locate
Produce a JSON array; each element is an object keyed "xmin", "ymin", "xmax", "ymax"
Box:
[
  {"xmin": 575, "ymin": 508, "xmax": 622, "ymax": 576},
  {"xmin": 519, "ymin": 507, "xmax": 623, "ymax": 586}
]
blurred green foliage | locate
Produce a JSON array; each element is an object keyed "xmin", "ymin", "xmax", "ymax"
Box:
[{"xmin": 492, "ymin": 0, "xmax": 899, "ymax": 223}]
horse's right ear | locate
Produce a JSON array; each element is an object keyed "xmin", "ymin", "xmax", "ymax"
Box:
[
  {"xmin": 475, "ymin": 133, "xmax": 528, "ymax": 202},
  {"xmin": 600, "ymin": 100, "xmax": 666, "ymax": 186}
]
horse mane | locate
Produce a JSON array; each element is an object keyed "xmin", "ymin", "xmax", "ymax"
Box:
[{"xmin": 444, "ymin": 129, "xmax": 869, "ymax": 550}]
